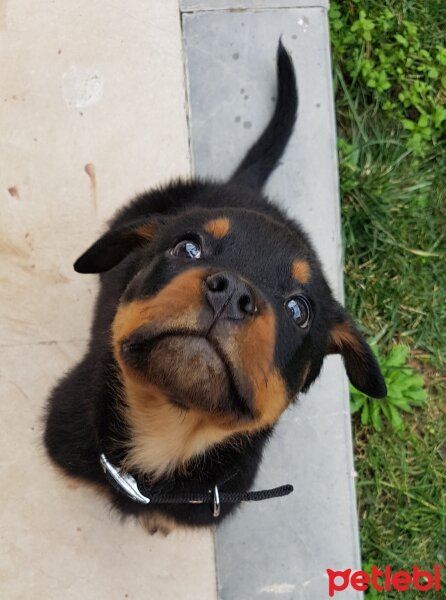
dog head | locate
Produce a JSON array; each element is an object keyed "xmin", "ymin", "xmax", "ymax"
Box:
[{"xmin": 75, "ymin": 186, "xmax": 386, "ymax": 447}]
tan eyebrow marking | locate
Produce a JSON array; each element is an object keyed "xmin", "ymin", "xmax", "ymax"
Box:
[
  {"xmin": 292, "ymin": 259, "xmax": 311, "ymax": 284},
  {"xmin": 203, "ymin": 217, "xmax": 230, "ymax": 239}
]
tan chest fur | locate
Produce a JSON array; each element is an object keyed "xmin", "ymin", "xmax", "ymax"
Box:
[
  {"xmin": 120, "ymin": 373, "xmax": 288, "ymax": 480},
  {"xmin": 121, "ymin": 379, "xmax": 236, "ymax": 479}
]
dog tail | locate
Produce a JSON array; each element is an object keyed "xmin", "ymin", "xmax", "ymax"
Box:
[{"xmin": 229, "ymin": 40, "xmax": 298, "ymax": 190}]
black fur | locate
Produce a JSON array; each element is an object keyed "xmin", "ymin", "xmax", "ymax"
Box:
[
  {"xmin": 230, "ymin": 40, "xmax": 298, "ymax": 189},
  {"xmin": 44, "ymin": 43, "xmax": 386, "ymax": 530}
]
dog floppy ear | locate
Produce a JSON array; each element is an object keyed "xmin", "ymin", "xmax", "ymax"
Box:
[
  {"xmin": 327, "ymin": 302, "xmax": 387, "ymax": 399},
  {"xmin": 74, "ymin": 218, "xmax": 157, "ymax": 274}
]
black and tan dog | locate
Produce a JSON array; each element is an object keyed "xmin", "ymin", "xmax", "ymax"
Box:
[{"xmin": 44, "ymin": 43, "xmax": 386, "ymax": 534}]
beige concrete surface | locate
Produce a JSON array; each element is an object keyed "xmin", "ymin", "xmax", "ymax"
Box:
[{"xmin": 0, "ymin": 2, "xmax": 216, "ymax": 599}]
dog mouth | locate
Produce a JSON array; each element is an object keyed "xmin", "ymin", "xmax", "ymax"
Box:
[{"xmin": 121, "ymin": 331, "xmax": 253, "ymax": 417}]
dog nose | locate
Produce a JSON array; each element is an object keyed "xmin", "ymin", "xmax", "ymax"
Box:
[{"xmin": 205, "ymin": 272, "xmax": 257, "ymax": 319}]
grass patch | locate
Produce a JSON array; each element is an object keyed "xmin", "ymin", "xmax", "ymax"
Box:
[
  {"xmin": 354, "ymin": 394, "xmax": 446, "ymax": 599},
  {"xmin": 340, "ymin": 136, "xmax": 446, "ymax": 364},
  {"xmin": 330, "ymin": 1, "xmax": 446, "ymax": 595}
]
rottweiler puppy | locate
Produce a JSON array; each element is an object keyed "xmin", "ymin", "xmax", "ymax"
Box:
[{"xmin": 44, "ymin": 42, "xmax": 386, "ymax": 534}]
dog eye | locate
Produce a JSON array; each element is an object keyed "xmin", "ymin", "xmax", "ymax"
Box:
[
  {"xmin": 285, "ymin": 296, "xmax": 311, "ymax": 328},
  {"xmin": 171, "ymin": 239, "xmax": 202, "ymax": 259}
]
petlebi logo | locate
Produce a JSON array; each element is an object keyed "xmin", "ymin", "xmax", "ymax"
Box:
[{"xmin": 326, "ymin": 565, "xmax": 442, "ymax": 596}]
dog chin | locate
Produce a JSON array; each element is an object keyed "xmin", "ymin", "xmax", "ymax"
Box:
[{"xmin": 145, "ymin": 335, "xmax": 236, "ymax": 414}]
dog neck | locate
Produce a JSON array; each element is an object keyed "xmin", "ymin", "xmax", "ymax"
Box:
[
  {"xmin": 93, "ymin": 360, "xmax": 276, "ymax": 525},
  {"xmin": 111, "ymin": 376, "xmax": 261, "ymax": 481}
]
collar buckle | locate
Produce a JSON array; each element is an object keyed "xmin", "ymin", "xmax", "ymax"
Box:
[
  {"xmin": 212, "ymin": 485, "xmax": 221, "ymax": 517},
  {"xmin": 100, "ymin": 453, "xmax": 150, "ymax": 505}
]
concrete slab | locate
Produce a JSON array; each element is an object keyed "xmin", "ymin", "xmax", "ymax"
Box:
[
  {"xmin": 183, "ymin": 7, "xmax": 362, "ymax": 600},
  {"xmin": 0, "ymin": 0, "xmax": 191, "ymax": 346},
  {"xmin": 180, "ymin": 1, "xmax": 329, "ymax": 12},
  {"xmin": 0, "ymin": 2, "xmax": 216, "ymax": 599},
  {"xmin": 0, "ymin": 343, "xmax": 216, "ymax": 600}
]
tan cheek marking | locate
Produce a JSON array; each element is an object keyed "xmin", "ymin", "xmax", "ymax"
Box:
[
  {"xmin": 237, "ymin": 309, "xmax": 276, "ymax": 387},
  {"xmin": 249, "ymin": 369, "xmax": 288, "ymax": 428},
  {"xmin": 292, "ymin": 259, "xmax": 311, "ymax": 284},
  {"xmin": 204, "ymin": 217, "xmax": 230, "ymax": 239},
  {"xmin": 112, "ymin": 267, "xmax": 207, "ymax": 348},
  {"xmin": 229, "ymin": 308, "xmax": 289, "ymax": 430}
]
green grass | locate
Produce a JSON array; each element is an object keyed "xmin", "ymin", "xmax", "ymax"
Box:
[
  {"xmin": 330, "ymin": 1, "xmax": 446, "ymax": 597},
  {"xmin": 340, "ymin": 133, "xmax": 446, "ymax": 363},
  {"xmin": 354, "ymin": 399, "xmax": 446, "ymax": 599}
]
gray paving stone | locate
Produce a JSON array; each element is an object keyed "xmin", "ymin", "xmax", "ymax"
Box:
[
  {"xmin": 183, "ymin": 6, "xmax": 363, "ymax": 600},
  {"xmin": 180, "ymin": 1, "xmax": 329, "ymax": 11}
]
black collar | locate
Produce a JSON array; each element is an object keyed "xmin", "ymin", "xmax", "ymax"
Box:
[{"xmin": 100, "ymin": 453, "xmax": 293, "ymax": 518}]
